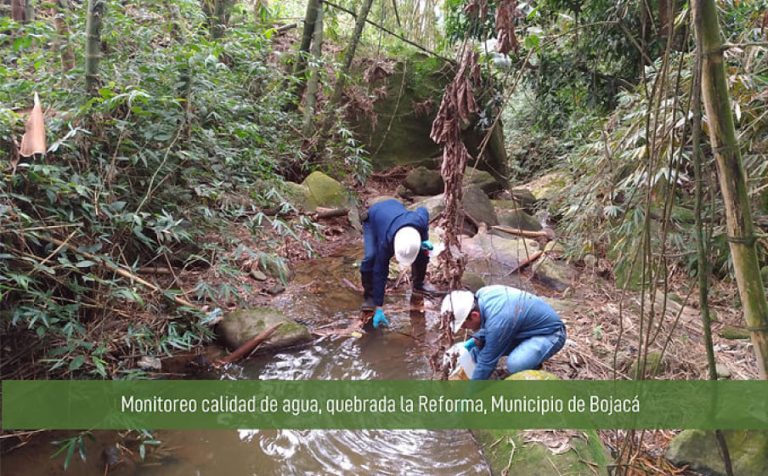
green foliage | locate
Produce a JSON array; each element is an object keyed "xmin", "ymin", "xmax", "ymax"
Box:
[
  {"xmin": 51, "ymin": 432, "xmax": 94, "ymax": 470},
  {"xmin": 0, "ymin": 1, "xmax": 321, "ymax": 377}
]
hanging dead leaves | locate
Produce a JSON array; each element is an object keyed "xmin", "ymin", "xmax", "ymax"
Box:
[{"xmin": 495, "ymin": 0, "xmax": 519, "ymax": 55}]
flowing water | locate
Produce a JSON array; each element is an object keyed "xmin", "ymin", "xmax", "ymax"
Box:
[{"xmin": 1, "ymin": 249, "xmax": 490, "ymax": 475}]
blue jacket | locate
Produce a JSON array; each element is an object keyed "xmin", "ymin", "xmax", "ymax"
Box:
[
  {"xmin": 469, "ymin": 285, "xmax": 563, "ymax": 380},
  {"xmin": 362, "ymin": 199, "xmax": 429, "ymax": 306}
]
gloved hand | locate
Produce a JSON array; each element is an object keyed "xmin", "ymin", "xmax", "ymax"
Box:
[
  {"xmin": 373, "ymin": 308, "xmax": 389, "ymax": 328},
  {"xmin": 463, "ymin": 338, "xmax": 477, "ymax": 350},
  {"xmin": 421, "ymin": 240, "xmax": 434, "ymax": 251}
]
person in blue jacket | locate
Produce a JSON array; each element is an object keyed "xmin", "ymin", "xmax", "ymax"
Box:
[
  {"xmin": 360, "ymin": 198, "xmax": 438, "ymax": 328},
  {"xmin": 441, "ymin": 286, "xmax": 566, "ymax": 379}
]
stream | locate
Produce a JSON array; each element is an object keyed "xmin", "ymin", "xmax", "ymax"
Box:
[{"xmin": 1, "ymin": 249, "xmax": 491, "ymax": 475}]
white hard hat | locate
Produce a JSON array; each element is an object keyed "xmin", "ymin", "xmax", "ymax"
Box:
[
  {"xmin": 394, "ymin": 227, "xmax": 421, "ymax": 265},
  {"xmin": 441, "ymin": 290, "xmax": 475, "ymax": 333}
]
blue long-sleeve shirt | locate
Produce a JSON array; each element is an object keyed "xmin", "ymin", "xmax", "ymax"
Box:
[
  {"xmin": 469, "ymin": 285, "xmax": 564, "ymax": 380},
  {"xmin": 361, "ymin": 199, "xmax": 429, "ymax": 306}
]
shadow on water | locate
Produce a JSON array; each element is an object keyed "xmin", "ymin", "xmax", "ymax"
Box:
[{"xmin": 1, "ymin": 247, "xmax": 490, "ymax": 475}]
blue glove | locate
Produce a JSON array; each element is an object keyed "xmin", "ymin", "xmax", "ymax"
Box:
[
  {"xmin": 421, "ymin": 240, "xmax": 434, "ymax": 251},
  {"xmin": 373, "ymin": 308, "xmax": 389, "ymax": 328},
  {"xmin": 463, "ymin": 338, "xmax": 477, "ymax": 350}
]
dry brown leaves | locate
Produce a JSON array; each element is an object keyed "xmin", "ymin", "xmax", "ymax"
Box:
[{"xmin": 495, "ymin": 0, "xmax": 519, "ymax": 56}]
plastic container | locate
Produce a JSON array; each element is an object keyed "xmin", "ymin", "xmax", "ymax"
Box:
[{"xmin": 446, "ymin": 342, "xmax": 476, "ymax": 380}]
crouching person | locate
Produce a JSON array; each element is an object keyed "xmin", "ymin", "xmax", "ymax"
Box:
[
  {"xmin": 441, "ymin": 285, "xmax": 566, "ymax": 379},
  {"xmin": 360, "ymin": 199, "xmax": 438, "ymax": 328}
]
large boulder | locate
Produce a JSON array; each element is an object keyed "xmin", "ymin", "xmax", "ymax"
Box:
[
  {"xmin": 461, "ymin": 230, "xmax": 540, "ymax": 277},
  {"xmin": 533, "ymin": 256, "xmax": 576, "ymax": 291},
  {"xmin": 497, "ymin": 208, "xmax": 542, "ymax": 232},
  {"xmin": 463, "ymin": 167, "xmax": 502, "ymax": 195},
  {"xmin": 301, "ymin": 171, "xmax": 349, "ymax": 209},
  {"xmin": 282, "ymin": 181, "xmax": 313, "ymax": 212},
  {"xmin": 349, "ymin": 53, "xmax": 507, "ymax": 179},
  {"xmin": 667, "ymin": 430, "xmax": 768, "ymax": 476},
  {"xmin": 403, "ymin": 166, "xmax": 444, "ymax": 195},
  {"xmin": 219, "ymin": 308, "xmax": 312, "ymax": 353},
  {"xmin": 463, "ymin": 185, "xmax": 498, "ymax": 226}
]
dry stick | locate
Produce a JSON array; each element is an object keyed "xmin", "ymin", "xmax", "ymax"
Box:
[
  {"xmin": 490, "ymin": 225, "xmax": 550, "ymax": 239},
  {"xmin": 314, "ymin": 207, "xmax": 349, "ymax": 219},
  {"xmin": 40, "ymin": 236, "xmax": 199, "ymax": 310},
  {"xmin": 215, "ymin": 322, "xmax": 284, "ymax": 366}
]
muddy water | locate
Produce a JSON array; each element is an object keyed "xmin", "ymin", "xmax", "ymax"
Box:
[{"xmin": 1, "ymin": 249, "xmax": 490, "ymax": 475}]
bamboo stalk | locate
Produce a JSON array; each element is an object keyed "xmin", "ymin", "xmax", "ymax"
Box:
[
  {"xmin": 40, "ymin": 235, "xmax": 199, "ymax": 310},
  {"xmin": 85, "ymin": 0, "xmax": 105, "ymax": 95}
]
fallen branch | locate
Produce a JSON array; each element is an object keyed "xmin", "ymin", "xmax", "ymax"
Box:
[
  {"xmin": 509, "ymin": 250, "xmax": 544, "ymax": 273},
  {"xmin": 40, "ymin": 236, "xmax": 199, "ymax": 310},
  {"xmin": 137, "ymin": 266, "xmax": 176, "ymax": 275},
  {"xmin": 491, "ymin": 225, "xmax": 551, "ymax": 239},
  {"xmin": 341, "ymin": 277, "xmax": 362, "ymax": 292},
  {"xmin": 273, "ymin": 23, "xmax": 297, "ymax": 35},
  {"xmin": 314, "ymin": 207, "xmax": 348, "ymax": 219},
  {"xmin": 215, "ymin": 322, "xmax": 283, "ymax": 366}
]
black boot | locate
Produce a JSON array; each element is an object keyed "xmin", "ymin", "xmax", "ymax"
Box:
[
  {"xmin": 360, "ymin": 272, "xmax": 376, "ymax": 311},
  {"xmin": 411, "ymin": 263, "xmax": 443, "ymax": 296}
]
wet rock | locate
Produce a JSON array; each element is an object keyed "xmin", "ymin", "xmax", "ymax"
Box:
[
  {"xmin": 461, "ymin": 272, "xmax": 486, "ymax": 292},
  {"xmin": 301, "ymin": 171, "xmax": 349, "ymax": 209},
  {"xmin": 533, "ymin": 256, "xmax": 576, "ymax": 291},
  {"xmin": 462, "ymin": 185, "xmax": 498, "ymax": 226},
  {"xmin": 463, "ymin": 167, "xmax": 502, "ymax": 195},
  {"xmin": 718, "ymin": 325, "xmax": 751, "ymax": 340},
  {"xmin": 497, "ymin": 208, "xmax": 542, "ymax": 232},
  {"xmin": 137, "ymin": 356, "xmax": 162, "ymax": 371},
  {"xmin": 250, "ymin": 269, "xmax": 268, "ymax": 281},
  {"xmin": 667, "ymin": 430, "xmax": 768, "ymax": 476},
  {"xmin": 219, "ymin": 307, "xmax": 312, "ymax": 353},
  {"xmin": 403, "ymin": 166, "xmax": 444, "ymax": 195}
]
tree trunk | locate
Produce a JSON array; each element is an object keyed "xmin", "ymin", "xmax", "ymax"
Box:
[
  {"xmin": 201, "ymin": 0, "xmax": 233, "ymax": 39},
  {"xmin": 292, "ymin": 0, "xmax": 320, "ymax": 101},
  {"xmin": 54, "ymin": 0, "xmax": 75, "ymax": 72},
  {"xmin": 302, "ymin": 3, "xmax": 323, "ymax": 136},
  {"xmin": 85, "ymin": 0, "xmax": 105, "ymax": 96},
  {"xmin": 316, "ymin": 0, "xmax": 374, "ymax": 142},
  {"xmin": 24, "ymin": 0, "xmax": 32, "ymax": 21},
  {"xmin": 11, "ymin": 0, "xmax": 25, "ymax": 21},
  {"xmin": 693, "ymin": 0, "xmax": 768, "ymax": 379}
]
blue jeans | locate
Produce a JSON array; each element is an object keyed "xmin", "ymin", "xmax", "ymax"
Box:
[{"xmin": 504, "ymin": 326, "xmax": 566, "ymax": 374}]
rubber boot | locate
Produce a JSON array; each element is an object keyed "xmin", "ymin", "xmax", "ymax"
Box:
[
  {"xmin": 411, "ymin": 263, "xmax": 443, "ymax": 296},
  {"xmin": 360, "ymin": 272, "xmax": 376, "ymax": 311}
]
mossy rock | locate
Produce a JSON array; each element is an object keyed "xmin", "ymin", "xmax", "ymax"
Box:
[
  {"xmin": 219, "ymin": 307, "xmax": 312, "ymax": 353},
  {"xmin": 497, "ymin": 209, "xmax": 542, "ymax": 232},
  {"xmin": 509, "ymin": 188, "xmax": 538, "ymax": 212},
  {"xmin": 301, "ymin": 171, "xmax": 349, "ymax": 209},
  {"xmin": 505, "ymin": 369, "xmax": 560, "ymax": 381},
  {"xmin": 281, "ymin": 181, "xmax": 313, "ymax": 212},
  {"xmin": 718, "ymin": 325, "xmax": 751, "ymax": 340},
  {"xmin": 533, "ymin": 256, "xmax": 576, "ymax": 292},
  {"xmin": 463, "ymin": 167, "xmax": 502, "ymax": 195},
  {"xmin": 461, "ymin": 231, "xmax": 540, "ymax": 276},
  {"xmin": 629, "ymin": 351, "xmax": 667, "ymax": 378},
  {"xmin": 461, "ymin": 272, "xmax": 487, "ymax": 293},
  {"xmin": 521, "ymin": 171, "xmax": 568, "ymax": 202},
  {"xmin": 475, "ymin": 428, "xmax": 610, "ymax": 475},
  {"xmin": 403, "ymin": 166, "xmax": 444, "ymax": 195},
  {"xmin": 667, "ymin": 430, "xmax": 768, "ymax": 476}
]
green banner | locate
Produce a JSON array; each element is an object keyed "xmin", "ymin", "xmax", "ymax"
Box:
[{"xmin": 3, "ymin": 380, "xmax": 767, "ymax": 430}]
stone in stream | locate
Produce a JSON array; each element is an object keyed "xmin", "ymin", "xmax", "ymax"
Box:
[
  {"xmin": 666, "ymin": 430, "xmax": 768, "ymax": 476},
  {"xmin": 462, "ymin": 185, "xmax": 499, "ymax": 226},
  {"xmin": 460, "ymin": 229, "xmax": 540, "ymax": 278},
  {"xmin": 219, "ymin": 307, "xmax": 312, "ymax": 353}
]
